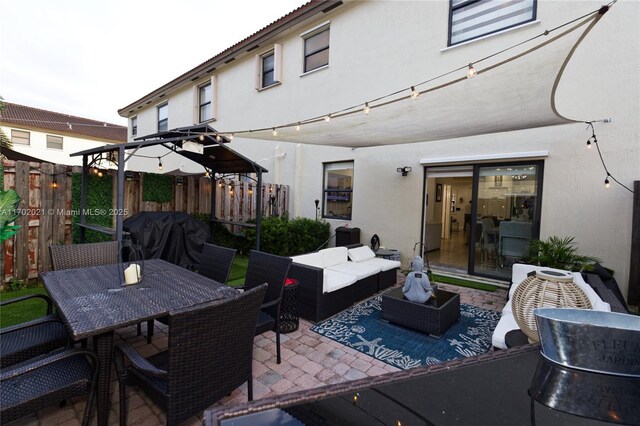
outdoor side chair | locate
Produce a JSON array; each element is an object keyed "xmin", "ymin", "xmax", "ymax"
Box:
[
  {"xmin": 115, "ymin": 284, "xmax": 267, "ymax": 426},
  {"xmin": 0, "ymin": 294, "xmax": 69, "ymax": 368},
  {"xmin": 0, "ymin": 348, "xmax": 97, "ymax": 425},
  {"xmin": 49, "ymin": 240, "xmax": 120, "ymax": 271},
  {"xmin": 243, "ymin": 250, "xmax": 292, "ymax": 364},
  {"xmin": 198, "ymin": 243, "xmax": 236, "ymax": 284},
  {"xmin": 145, "ymin": 243, "xmax": 238, "ymax": 343}
]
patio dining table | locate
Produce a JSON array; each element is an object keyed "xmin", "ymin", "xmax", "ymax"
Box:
[{"xmin": 40, "ymin": 258, "xmax": 238, "ymax": 426}]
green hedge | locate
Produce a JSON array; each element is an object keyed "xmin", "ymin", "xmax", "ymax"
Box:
[
  {"xmin": 245, "ymin": 217, "xmax": 330, "ymax": 256},
  {"xmin": 71, "ymin": 172, "xmax": 113, "ymax": 243},
  {"xmin": 143, "ymin": 173, "xmax": 173, "ymax": 203}
]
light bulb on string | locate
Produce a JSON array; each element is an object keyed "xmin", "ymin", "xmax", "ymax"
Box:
[
  {"xmin": 410, "ymin": 86, "xmax": 420, "ymax": 100},
  {"xmin": 467, "ymin": 63, "xmax": 477, "ymax": 78},
  {"xmin": 295, "ymin": 123, "xmax": 301, "ymax": 131},
  {"xmin": 216, "ymin": 134, "xmax": 222, "ymax": 142},
  {"xmin": 199, "ymin": 134, "xmax": 205, "ymax": 141},
  {"xmin": 272, "ymin": 128, "xmax": 278, "ymax": 136},
  {"xmin": 229, "ymin": 133, "xmax": 234, "ymax": 141},
  {"xmin": 97, "ymin": 170, "xmax": 103, "ymax": 178},
  {"xmin": 158, "ymin": 157, "xmax": 163, "ymax": 171},
  {"xmin": 586, "ymin": 138, "xmax": 592, "ymax": 149},
  {"xmin": 324, "ymin": 114, "xmax": 331, "ymax": 122},
  {"xmin": 604, "ymin": 175, "xmax": 610, "ymax": 188},
  {"xmin": 363, "ymin": 102, "xmax": 371, "ymax": 114}
]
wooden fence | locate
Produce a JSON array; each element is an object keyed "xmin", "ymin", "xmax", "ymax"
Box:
[{"xmin": 1, "ymin": 159, "xmax": 288, "ymax": 283}]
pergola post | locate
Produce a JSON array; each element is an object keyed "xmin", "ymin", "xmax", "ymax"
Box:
[
  {"xmin": 256, "ymin": 171, "xmax": 262, "ymax": 251},
  {"xmin": 115, "ymin": 145, "xmax": 125, "ymax": 242},
  {"xmin": 80, "ymin": 154, "xmax": 88, "ymax": 243}
]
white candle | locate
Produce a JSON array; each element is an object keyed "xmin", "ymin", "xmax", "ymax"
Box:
[{"xmin": 124, "ymin": 264, "xmax": 141, "ymax": 285}]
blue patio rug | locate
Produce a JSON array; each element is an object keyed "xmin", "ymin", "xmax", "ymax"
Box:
[{"xmin": 311, "ymin": 294, "xmax": 501, "ymax": 369}]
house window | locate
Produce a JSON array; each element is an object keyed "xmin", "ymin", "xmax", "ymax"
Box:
[
  {"xmin": 131, "ymin": 116, "xmax": 137, "ymax": 136},
  {"xmin": 449, "ymin": 0, "xmax": 536, "ymax": 46},
  {"xmin": 11, "ymin": 129, "xmax": 30, "ymax": 145},
  {"xmin": 303, "ymin": 25, "xmax": 330, "ymax": 73},
  {"xmin": 261, "ymin": 51, "xmax": 276, "ymax": 88},
  {"xmin": 157, "ymin": 103, "xmax": 168, "ymax": 132},
  {"xmin": 323, "ymin": 161, "xmax": 353, "ymax": 220},
  {"xmin": 198, "ymin": 83, "xmax": 212, "ymax": 123},
  {"xmin": 46, "ymin": 135, "xmax": 63, "ymax": 150}
]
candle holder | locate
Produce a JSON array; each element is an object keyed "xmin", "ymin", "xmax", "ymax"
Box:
[{"xmin": 120, "ymin": 239, "xmax": 145, "ymax": 285}]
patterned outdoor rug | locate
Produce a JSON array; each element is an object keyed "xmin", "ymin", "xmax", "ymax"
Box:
[{"xmin": 311, "ymin": 294, "xmax": 501, "ymax": 369}]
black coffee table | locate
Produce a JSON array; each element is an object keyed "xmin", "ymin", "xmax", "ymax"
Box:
[{"xmin": 381, "ymin": 287, "xmax": 460, "ymax": 336}]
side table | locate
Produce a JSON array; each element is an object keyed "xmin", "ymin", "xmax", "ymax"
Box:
[
  {"xmin": 374, "ymin": 249, "xmax": 400, "ymax": 261},
  {"xmin": 279, "ymin": 279, "xmax": 299, "ymax": 333}
]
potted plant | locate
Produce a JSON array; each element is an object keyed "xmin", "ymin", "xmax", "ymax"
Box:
[
  {"xmin": 0, "ymin": 189, "xmax": 21, "ymax": 243},
  {"xmin": 526, "ymin": 236, "xmax": 599, "ymax": 272}
]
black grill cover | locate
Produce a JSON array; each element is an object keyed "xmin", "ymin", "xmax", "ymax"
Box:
[{"xmin": 123, "ymin": 212, "xmax": 210, "ymax": 269}]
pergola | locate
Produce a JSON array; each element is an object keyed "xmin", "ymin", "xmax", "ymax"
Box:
[{"xmin": 70, "ymin": 124, "xmax": 268, "ymax": 249}]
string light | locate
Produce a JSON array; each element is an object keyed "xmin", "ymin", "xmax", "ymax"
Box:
[
  {"xmin": 466, "ymin": 63, "xmax": 477, "ymax": 78},
  {"xmin": 97, "ymin": 170, "xmax": 103, "ymax": 178},
  {"xmin": 51, "ymin": 179, "xmax": 58, "ymax": 189},
  {"xmin": 296, "ymin": 122, "xmax": 301, "ymax": 131},
  {"xmin": 352, "ymin": 393, "xmax": 359, "ymax": 405},
  {"xmin": 229, "ymin": 133, "xmax": 234, "ymax": 140},
  {"xmin": 363, "ymin": 102, "xmax": 371, "ymax": 114},
  {"xmin": 585, "ymin": 121, "xmax": 632, "ymax": 193},
  {"xmin": 272, "ymin": 128, "xmax": 278, "ymax": 136},
  {"xmin": 410, "ymin": 86, "xmax": 420, "ymax": 100},
  {"xmin": 604, "ymin": 174, "xmax": 610, "ymax": 188},
  {"xmin": 324, "ymin": 114, "xmax": 331, "ymax": 122},
  {"xmin": 158, "ymin": 157, "xmax": 163, "ymax": 171},
  {"xmin": 216, "ymin": 134, "xmax": 222, "ymax": 142},
  {"xmin": 199, "ymin": 134, "xmax": 205, "ymax": 141}
]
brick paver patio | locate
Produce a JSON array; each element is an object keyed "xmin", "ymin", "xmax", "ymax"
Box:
[{"xmin": 7, "ymin": 275, "xmax": 508, "ymax": 425}]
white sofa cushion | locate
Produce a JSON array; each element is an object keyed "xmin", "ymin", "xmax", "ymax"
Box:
[
  {"xmin": 348, "ymin": 246, "xmax": 400, "ymax": 271},
  {"xmin": 320, "ymin": 247, "xmax": 349, "ymax": 267},
  {"xmin": 347, "ymin": 246, "xmax": 376, "ymax": 262},
  {"xmin": 327, "ymin": 261, "xmax": 380, "ymax": 280},
  {"xmin": 291, "ymin": 252, "xmax": 324, "ymax": 269},
  {"xmin": 492, "ymin": 264, "xmax": 612, "ymax": 349},
  {"xmin": 323, "ymin": 269, "xmax": 358, "ymax": 293}
]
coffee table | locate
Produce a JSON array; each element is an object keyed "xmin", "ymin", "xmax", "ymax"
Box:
[{"xmin": 381, "ymin": 287, "xmax": 460, "ymax": 336}]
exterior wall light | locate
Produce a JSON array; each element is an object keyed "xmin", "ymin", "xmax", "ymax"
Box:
[{"xmin": 396, "ymin": 166, "xmax": 412, "ymax": 176}]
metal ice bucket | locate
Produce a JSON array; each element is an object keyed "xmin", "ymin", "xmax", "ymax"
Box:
[{"xmin": 534, "ymin": 308, "xmax": 640, "ymax": 377}]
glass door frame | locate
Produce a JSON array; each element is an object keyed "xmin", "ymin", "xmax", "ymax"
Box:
[{"xmin": 469, "ymin": 160, "xmax": 545, "ymax": 280}]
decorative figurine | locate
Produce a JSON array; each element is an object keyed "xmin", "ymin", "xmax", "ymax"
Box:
[{"xmin": 402, "ymin": 256, "xmax": 433, "ymax": 303}]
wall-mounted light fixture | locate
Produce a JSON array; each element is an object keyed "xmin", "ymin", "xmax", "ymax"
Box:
[{"xmin": 396, "ymin": 166, "xmax": 412, "ymax": 176}]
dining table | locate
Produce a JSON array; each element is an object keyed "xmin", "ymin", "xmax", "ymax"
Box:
[{"xmin": 40, "ymin": 258, "xmax": 238, "ymax": 426}]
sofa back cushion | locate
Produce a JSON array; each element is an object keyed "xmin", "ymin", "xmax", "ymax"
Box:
[
  {"xmin": 291, "ymin": 252, "xmax": 324, "ymax": 269},
  {"xmin": 320, "ymin": 247, "xmax": 349, "ymax": 267},
  {"xmin": 348, "ymin": 246, "xmax": 376, "ymax": 263}
]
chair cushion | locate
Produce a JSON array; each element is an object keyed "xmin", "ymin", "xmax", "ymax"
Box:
[
  {"xmin": 347, "ymin": 246, "xmax": 376, "ymax": 262},
  {"xmin": 291, "ymin": 253, "xmax": 324, "ymax": 269},
  {"xmin": 322, "ymin": 269, "xmax": 358, "ymax": 293},
  {"xmin": 359, "ymin": 257, "xmax": 401, "ymax": 272}
]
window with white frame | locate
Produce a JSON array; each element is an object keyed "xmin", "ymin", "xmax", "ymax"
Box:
[
  {"xmin": 303, "ymin": 25, "xmax": 330, "ymax": 73},
  {"xmin": 131, "ymin": 116, "xmax": 137, "ymax": 136},
  {"xmin": 198, "ymin": 83, "xmax": 212, "ymax": 122},
  {"xmin": 449, "ymin": 0, "xmax": 536, "ymax": 46},
  {"xmin": 11, "ymin": 129, "xmax": 30, "ymax": 145},
  {"xmin": 323, "ymin": 161, "xmax": 353, "ymax": 220},
  {"xmin": 46, "ymin": 135, "xmax": 63, "ymax": 150},
  {"xmin": 261, "ymin": 51, "xmax": 276, "ymax": 88},
  {"xmin": 157, "ymin": 103, "xmax": 168, "ymax": 132}
]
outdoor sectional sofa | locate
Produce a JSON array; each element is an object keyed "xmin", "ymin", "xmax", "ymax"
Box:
[{"xmin": 289, "ymin": 246, "xmax": 400, "ymax": 322}]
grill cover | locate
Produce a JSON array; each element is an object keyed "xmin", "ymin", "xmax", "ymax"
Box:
[{"xmin": 123, "ymin": 212, "xmax": 209, "ymax": 269}]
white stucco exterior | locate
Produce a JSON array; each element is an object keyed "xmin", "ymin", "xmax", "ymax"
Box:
[{"xmin": 122, "ymin": 1, "xmax": 639, "ymax": 299}]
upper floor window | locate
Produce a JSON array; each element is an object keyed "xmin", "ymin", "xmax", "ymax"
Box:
[
  {"xmin": 261, "ymin": 52, "xmax": 276, "ymax": 88},
  {"xmin": 11, "ymin": 129, "xmax": 30, "ymax": 145},
  {"xmin": 199, "ymin": 83, "xmax": 212, "ymax": 123},
  {"xmin": 323, "ymin": 161, "xmax": 353, "ymax": 220},
  {"xmin": 449, "ymin": 0, "xmax": 536, "ymax": 46},
  {"xmin": 131, "ymin": 116, "xmax": 137, "ymax": 136},
  {"xmin": 157, "ymin": 103, "xmax": 168, "ymax": 132},
  {"xmin": 303, "ymin": 25, "xmax": 330, "ymax": 73},
  {"xmin": 46, "ymin": 135, "xmax": 63, "ymax": 150}
]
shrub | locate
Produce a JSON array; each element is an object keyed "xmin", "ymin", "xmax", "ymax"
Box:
[
  {"xmin": 526, "ymin": 236, "xmax": 600, "ymax": 272},
  {"xmin": 245, "ymin": 217, "xmax": 330, "ymax": 256}
]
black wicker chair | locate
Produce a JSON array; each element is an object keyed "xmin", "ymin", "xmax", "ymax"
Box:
[
  {"xmin": 49, "ymin": 241, "xmax": 120, "ymax": 270},
  {"xmin": 198, "ymin": 243, "xmax": 237, "ymax": 284},
  {"xmin": 146, "ymin": 243, "xmax": 238, "ymax": 343},
  {"xmin": 0, "ymin": 348, "xmax": 97, "ymax": 425},
  {"xmin": 0, "ymin": 295, "xmax": 69, "ymax": 368},
  {"xmin": 115, "ymin": 284, "xmax": 267, "ymax": 426},
  {"xmin": 243, "ymin": 250, "xmax": 292, "ymax": 364}
]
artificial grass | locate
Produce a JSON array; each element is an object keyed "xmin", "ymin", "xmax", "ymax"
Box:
[
  {"xmin": 431, "ymin": 274, "xmax": 497, "ymax": 292},
  {"xmin": 0, "ymin": 286, "xmax": 51, "ymax": 328},
  {"xmin": 227, "ymin": 255, "xmax": 248, "ymax": 287}
]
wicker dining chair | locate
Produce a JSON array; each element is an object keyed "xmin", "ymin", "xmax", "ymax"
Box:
[
  {"xmin": 243, "ymin": 250, "xmax": 292, "ymax": 364},
  {"xmin": 0, "ymin": 348, "xmax": 98, "ymax": 425},
  {"xmin": 0, "ymin": 295, "xmax": 69, "ymax": 368},
  {"xmin": 145, "ymin": 243, "xmax": 237, "ymax": 343},
  {"xmin": 198, "ymin": 243, "xmax": 236, "ymax": 284},
  {"xmin": 115, "ymin": 284, "xmax": 267, "ymax": 426},
  {"xmin": 49, "ymin": 240, "xmax": 120, "ymax": 271}
]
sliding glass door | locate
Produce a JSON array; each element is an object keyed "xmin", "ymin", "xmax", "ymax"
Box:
[{"xmin": 471, "ymin": 162, "xmax": 543, "ymax": 279}]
